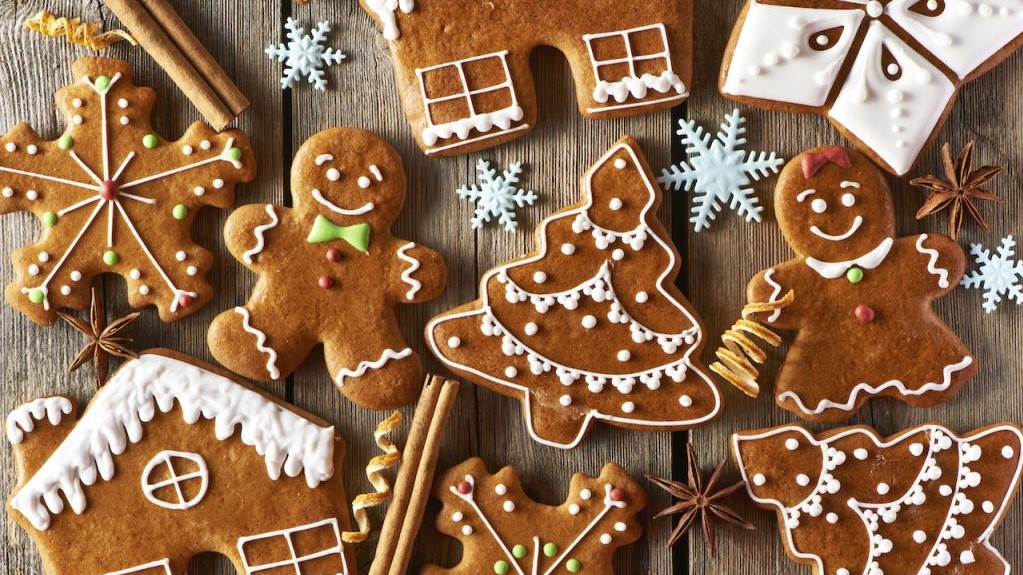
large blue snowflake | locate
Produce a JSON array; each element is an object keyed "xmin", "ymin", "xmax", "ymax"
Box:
[
  {"xmin": 457, "ymin": 160, "xmax": 537, "ymax": 232},
  {"xmin": 962, "ymin": 235, "xmax": 1023, "ymax": 313},
  {"xmin": 266, "ymin": 18, "xmax": 346, "ymax": 91},
  {"xmin": 658, "ymin": 109, "xmax": 783, "ymax": 232}
]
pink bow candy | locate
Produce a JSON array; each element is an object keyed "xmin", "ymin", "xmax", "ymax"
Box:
[{"xmin": 801, "ymin": 147, "xmax": 852, "ymax": 179}]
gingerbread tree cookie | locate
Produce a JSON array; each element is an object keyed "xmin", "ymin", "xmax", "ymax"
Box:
[
  {"xmin": 0, "ymin": 57, "xmax": 255, "ymax": 325},
  {"xmin": 747, "ymin": 146, "xmax": 976, "ymax": 422},
  {"xmin": 733, "ymin": 423, "xmax": 1023, "ymax": 575},
  {"xmin": 427, "ymin": 136, "xmax": 721, "ymax": 448},
  {"xmin": 208, "ymin": 127, "xmax": 446, "ymax": 410},
  {"xmin": 425, "ymin": 457, "xmax": 646, "ymax": 575},
  {"xmin": 6, "ymin": 351, "xmax": 357, "ymax": 575}
]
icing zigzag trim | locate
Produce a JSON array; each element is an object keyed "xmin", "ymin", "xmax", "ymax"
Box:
[
  {"xmin": 916, "ymin": 234, "xmax": 951, "ymax": 288},
  {"xmin": 335, "ymin": 348, "xmax": 413, "ymax": 386},
  {"xmin": 396, "ymin": 242, "xmax": 422, "ymax": 300}
]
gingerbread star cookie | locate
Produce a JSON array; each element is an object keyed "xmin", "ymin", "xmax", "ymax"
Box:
[
  {"xmin": 746, "ymin": 146, "xmax": 976, "ymax": 422},
  {"xmin": 208, "ymin": 127, "xmax": 446, "ymax": 410},
  {"xmin": 733, "ymin": 423, "xmax": 1023, "ymax": 575},
  {"xmin": 425, "ymin": 457, "xmax": 646, "ymax": 575},
  {"xmin": 0, "ymin": 57, "xmax": 255, "ymax": 325},
  {"xmin": 427, "ymin": 135, "xmax": 721, "ymax": 448}
]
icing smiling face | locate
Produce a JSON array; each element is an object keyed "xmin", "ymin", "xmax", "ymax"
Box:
[
  {"xmin": 776, "ymin": 146, "xmax": 896, "ymax": 263},
  {"xmin": 291, "ymin": 127, "xmax": 405, "ymax": 226}
]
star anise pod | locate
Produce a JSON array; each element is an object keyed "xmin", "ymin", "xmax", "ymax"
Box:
[
  {"xmin": 911, "ymin": 141, "xmax": 1003, "ymax": 241},
  {"xmin": 56, "ymin": 289, "xmax": 140, "ymax": 386},
  {"xmin": 648, "ymin": 443, "xmax": 754, "ymax": 555}
]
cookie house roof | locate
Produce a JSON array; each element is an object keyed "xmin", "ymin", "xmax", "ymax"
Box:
[{"xmin": 8, "ymin": 353, "xmax": 336, "ymax": 531}]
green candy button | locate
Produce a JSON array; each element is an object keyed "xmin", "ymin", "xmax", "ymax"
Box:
[
  {"xmin": 846, "ymin": 267, "xmax": 864, "ymax": 284},
  {"xmin": 172, "ymin": 204, "xmax": 188, "ymax": 220},
  {"xmin": 512, "ymin": 544, "xmax": 527, "ymax": 559},
  {"xmin": 566, "ymin": 559, "xmax": 582, "ymax": 573},
  {"xmin": 103, "ymin": 250, "xmax": 119, "ymax": 266},
  {"xmin": 95, "ymin": 76, "xmax": 111, "ymax": 91},
  {"xmin": 58, "ymin": 135, "xmax": 73, "ymax": 150},
  {"xmin": 42, "ymin": 212, "xmax": 57, "ymax": 227},
  {"xmin": 28, "ymin": 289, "xmax": 44, "ymax": 305},
  {"xmin": 227, "ymin": 147, "xmax": 242, "ymax": 161},
  {"xmin": 543, "ymin": 543, "xmax": 558, "ymax": 557},
  {"xmin": 494, "ymin": 561, "xmax": 509, "ymax": 575},
  {"xmin": 143, "ymin": 134, "xmax": 159, "ymax": 149}
]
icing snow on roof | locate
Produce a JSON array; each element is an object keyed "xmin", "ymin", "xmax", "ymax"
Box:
[{"xmin": 10, "ymin": 353, "xmax": 336, "ymax": 531}]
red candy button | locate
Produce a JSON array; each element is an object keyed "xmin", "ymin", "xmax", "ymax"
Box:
[
  {"xmin": 609, "ymin": 487, "xmax": 625, "ymax": 502},
  {"xmin": 326, "ymin": 248, "xmax": 341, "ymax": 262},
  {"xmin": 855, "ymin": 304, "xmax": 875, "ymax": 323},
  {"xmin": 99, "ymin": 180, "xmax": 119, "ymax": 201},
  {"xmin": 318, "ymin": 276, "xmax": 334, "ymax": 289},
  {"xmin": 456, "ymin": 480, "xmax": 472, "ymax": 494}
]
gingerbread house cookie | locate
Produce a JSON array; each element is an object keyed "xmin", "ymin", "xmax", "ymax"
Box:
[
  {"xmin": 6, "ymin": 351, "xmax": 356, "ymax": 575},
  {"xmin": 747, "ymin": 146, "xmax": 976, "ymax": 422},
  {"xmin": 733, "ymin": 423, "xmax": 1023, "ymax": 575},
  {"xmin": 427, "ymin": 136, "xmax": 721, "ymax": 448},
  {"xmin": 359, "ymin": 1, "xmax": 691, "ymax": 156}
]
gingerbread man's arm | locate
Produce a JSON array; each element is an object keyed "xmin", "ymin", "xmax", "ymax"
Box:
[
  {"xmin": 903, "ymin": 234, "xmax": 966, "ymax": 298},
  {"xmin": 222, "ymin": 203, "xmax": 287, "ymax": 273},
  {"xmin": 386, "ymin": 240, "xmax": 447, "ymax": 304},
  {"xmin": 747, "ymin": 260, "xmax": 806, "ymax": 330}
]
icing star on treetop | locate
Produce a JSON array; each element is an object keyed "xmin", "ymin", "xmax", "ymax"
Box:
[
  {"xmin": 0, "ymin": 57, "xmax": 255, "ymax": 326},
  {"xmin": 266, "ymin": 17, "xmax": 347, "ymax": 90}
]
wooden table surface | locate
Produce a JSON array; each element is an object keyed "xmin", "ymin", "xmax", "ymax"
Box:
[{"xmin": 1, "ymin": 1, "xmax": 1020, "ymax": 574}]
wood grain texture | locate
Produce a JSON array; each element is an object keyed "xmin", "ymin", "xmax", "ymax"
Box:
[{"xmin": 0, "ymin": 1, "xmax": 1019, "ymax": 575}]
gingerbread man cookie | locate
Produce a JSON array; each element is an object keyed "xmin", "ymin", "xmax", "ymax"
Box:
[
  {"xmin": 747, "ymin": 146, "xmax": 976, "ymax": 422},
  {"xmin": 208, "ymin": 128, "xmax": 446, "ymax": 410},
  {"xmin": 0, "ymin": 57, "xmax": 255, "ymax": 325},
  {"xmin": 427, "ymin": 136, "xmax": 721, "ymax": 448},
  {"xmin": 733, "ymin": 423, "xmax": 1023, "ymax": 575}
]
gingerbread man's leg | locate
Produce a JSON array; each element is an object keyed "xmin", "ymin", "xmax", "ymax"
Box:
[
  {"xmin": 322, "ymin": 314, "xmax": 423, "ymax": 410},
  {"xmin": 208, "ymin": 302, "xmax": 317, "ymax": 382}
]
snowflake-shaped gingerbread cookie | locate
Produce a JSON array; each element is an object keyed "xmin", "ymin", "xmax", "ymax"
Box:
[
  {"xmin": 962, "ymin": 235, "xmax": 1023, "ymax": 313},
  {"xmin": 266, "ymin": 17, "xmax": 346, "ymax": 90},
  {"xmin": 457, "ymin": 160, "xmax": 537, "ymax": 232},
  {"xmin": 0, "ymin": 57, "xmax": 256, "ymax": 325}
]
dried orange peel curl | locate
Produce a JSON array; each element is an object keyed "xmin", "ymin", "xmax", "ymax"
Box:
[
  {"xmin": 23, "ymin": 10, "xmax": 137, "ymax": 51},
  {"xmin": 342, "ymin": 411, "xmax": 403, "ymax": 544},
  {"xmin": 710, "ymin": 290, "xmax": 794, "ymax": 398}
]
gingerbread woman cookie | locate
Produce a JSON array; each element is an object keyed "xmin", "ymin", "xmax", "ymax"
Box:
[
  {"xmin": 208, "ymin": 128, "xmax": 446, "ymax": 410},
  {"xmin": 747, "ymin": 146, "xmax": 976, "ymax": 422},
  {"xmin": 0, "ymin": 57, "xmax": 255, "ymax": 325},
  {"xmin": 733, "ymin": 423, "xmax": 1023, "ymax": 575},
  {"xmin": 427, "ymin": 136, "xmax": 721, "ymax": 448}
]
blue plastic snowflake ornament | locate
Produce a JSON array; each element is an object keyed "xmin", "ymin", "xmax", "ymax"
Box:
[
  {"xmin": 658, "ymin": 109, "xmax": 783, "ymax": 232},
  {"xmin": 266, "ymin": 18, "xmax": 346, "ymax": 91},
  {"xmin": 457, "ymin": 160, "xmax": 537, "ymax": 232},
  {"xmin": 962, "ymin": 235, "xmax": 1023, "ymax": 313}
]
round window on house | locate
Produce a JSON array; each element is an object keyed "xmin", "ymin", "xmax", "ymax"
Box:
[{"xmin": 141, "ymin": 450, "xmax": 209, "ymax": 510}]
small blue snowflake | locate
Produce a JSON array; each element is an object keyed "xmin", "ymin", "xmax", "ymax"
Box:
[
  {"xmin": 457, "ymin": 160, "xmax": 537, "ymax": 232},
  {"xmin": 962, "ymin": 235, "xmax": 1023, "ymax": 313},
  {"xmin": 266, "ymin": 18, "xmax": 346, "ymax": 91},
  {"xmin": 658, "ymin": 109, "xmax": 783, "ymax": 232}
]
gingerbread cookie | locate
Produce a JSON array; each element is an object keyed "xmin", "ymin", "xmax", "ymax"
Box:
[
  {"xmin": 208, "ymin": 127, "xmax": 446, "ymax": 410},
  {"xmin": 747, "ymin": 146, "xmax": 976, "ymax": 422},
  {"xmin": 425, "ymin": 457, "xmax": 646, "ymax": 575},
  {"xmin": 733, "ymin": 423, "xmax": 1023, "ymax": 575},
  {"xmin": 359, "ymin": 1, "xmax": 691, "ymax": 156},
  {"xmin": 719, "ymin": 0, "xmax": 1023, "ymax": 175},
  {"xmin": 427, "ymin": 136, "xmax": 721, "ymax": 448},
  {"xmin": 0, "ymin": 57, "xmax": 255, "ymax": 325},
  {"xmin": 6, "ymin": 351, "xmax": 357, "ymax": 575}
]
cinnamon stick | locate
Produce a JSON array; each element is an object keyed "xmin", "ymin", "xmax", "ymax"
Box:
[{"xmin": 102, "ymin": 0, "xmax": 248, "ymax": 129}]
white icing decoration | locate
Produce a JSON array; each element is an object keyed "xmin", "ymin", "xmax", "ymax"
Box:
[
  {"xmin": 806, "ymin": 237, "xmax": 894, "ymax": 279},
  {"xmin": 70, "ymin": 271, "xmax": 82, "ymax": 281},
  {"xmin": 6, "ymin": 397, "xmax": 73, "ymax": 444},
  {"xmin": 28, "ymin": 265, "xmax": 39, "ymax": 276},
  {"xmin": 786, "ymin": 438, "xmax": 800, "ymax": 450},
  {"xmin": 139, "ymin": 285, "xmax": 150, "ymax": 295},
  {"xmin": 505, "ymin": 366, "xmax": 518, "ymax": 378},
  {"xmin": 358, "ymin": 176, "xmax": 372, "ymax": 188},
  {"xmin": 916, "ymin": 233, "xmax": 951, "ymax": 288},
  {"xmin": 841, "ymin": 193, "xmax": 856, "ymax": 207},
  {"xmin": 753, "ymin": 473, "xmax": 767, "ymax": 486},
  {"xmin": 315, "ymin": 154, "xmax": 334, "ymax": 166},
  {"xmin": 533, "ymin": 271, "xmax": 547, "ymax": 283},
  {"xmin": 560, "ymin": 395, "xmax": 572, "ymax": 407},
  {"xmin": 621, "ymin": 401, "xmax": 635, "ymax": 413},
  {"xmin": 335, "ymin": 348, "xmax": 413, "ymax": 386},
  {"xmin": 311, "ymin": 188, "xmax": 375, "ymax": 216},
  {"xmin": 129, "ymin": 269, "xmax": 141, "ymax": 280},
  {"xmin": 448, "ymin": 337, "xmax": 461, "ymax": 349},
  {"xmin": 635, "ymin": 291, "xmax": 648, "ymax": 303},
  {"xmin": 580, "ymin": 489, "xmax": 592, "ymax": 500},
  {"xmin": 462, "ymin": 525, "xmax": 474, "ymax": 535},
  {"xmin": 140, "ymin": 450, "xmax": 208, "ymax": 510},
  {"xmin": 584, "ymin": 24, "xmax": 688, "ymax": 113},
  {"xmin": 1, "ymin": 187, "xmax": 12, "ymax": 197},
  {"xmin": 26, "ymin": 190, "xmax": 38, "ymax": 201},
  {"xmin": 186, "ymin": 266, "xmax": 197, "ymax": 276},
  {"xmin": 913, "ymin": 530, "xmax": 927, "ymax": 543},
  {"xmin": 10, "ymin": 354, "xmax": 336, "ymax": 530},
  {"xmin": 396, "ymin": 242, "xmax": 423, "ymax": 300},
  {"xmin": 103, "ymin": 559, "xmax": 173, "ymax": 575},
  {"xmin": 679, "ymin": 395, "xmax": 693, "ymax": 407},
  {"xmin": 810, "ymin": 215, "xmax": 863, "ymax": 242},
  {"xmin": 495, "ymin": 484, "xmax": 507, "ymax": 495},
  {"xmin": 327, "ymin": 168, "xmax": 341, "ymax": 181},
  {"xmin": 796, "ymin": 473, "xmax": 810, "ymax": 486},
  {"xmin": 370, "ymin": 165, "xmax": 383, "ymax": 181},
  {"xmin": 763, "ymin": 268, "xmax": 784, "ymax": 323},
  {"xmin": 600, "ymin": 533, "xmax": 612, "ymax": 544},
  {"xmin": 365, "ymin": 0, "xmax": 415, "ymax": 40},
  {"xmin": 237, "ymin": 517, "xmax": 350, "ymax": 575},
  {"xmin": 614, "ymin": 159, "xmax": 627, "ymax": 169},
  {"xmin": 811, "ymin": 198, "xmax": 828, "ymax": 214},
  {"xmin": 503, "ymin": 500, "xmax": 515, "ymax": 512},
  {"xmin": 561, "ymin": 243, "xmax": 576, "ymax": 255},
  {"xmin": 235, "ymin": 307, "xmax": 281, "ymax": 380},
  {"xmin": 243, "ymin": 203, "xmax": 280, "ymax": 263},
  {"xmin": 60, "ymin": 285, "xmax": 71, "ymax": 295},
  {"xmin": 176, "ymin": 251, "xmax": 186, "ymax": 261},
  {"xmin": 417, "ymin": 51, "xmax": 527, "ymax": 154}
]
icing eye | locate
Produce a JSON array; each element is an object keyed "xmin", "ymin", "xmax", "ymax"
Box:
[
  {"xmin": 326, "ymin": 168, "xmax": 341, "ymax": 182},
  {"xmin": 358, "ymin": 176, "xmax": 372, "ymax": 188},
  {"xmin": 909, "ymin": 0, "xmax": 944, "ymax": 16},
  {"xmin": 809, "ymin": 27, "xmax": 844, "ymax": 52},
  {"xmin": 811, "ymin": 198, "xmax": 828, "ymax": 213},
  {"xmin": 881, "ymin": 46, "xmax": 903, "ymax": 81},
  {"xmin": 841, "ymin": 193, "xmax": 856, "ymax": 207}
]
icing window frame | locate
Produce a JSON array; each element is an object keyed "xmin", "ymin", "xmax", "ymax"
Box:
[
  {"xmin": 237, "ymin": 517, "xmax": 350, "ymax": 575},
  {"xmin": 140, "ymin": 450, "xmax": 209, "ymax": 511},
  {"xmin": 103, "ymin": 558, "xmax": 173, "ymax": 575}
]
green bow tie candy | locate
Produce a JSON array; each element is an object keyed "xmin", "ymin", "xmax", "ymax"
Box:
[{"xmin": 307, "ymin": 215, "xmax": 371, "ymax": 253}]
